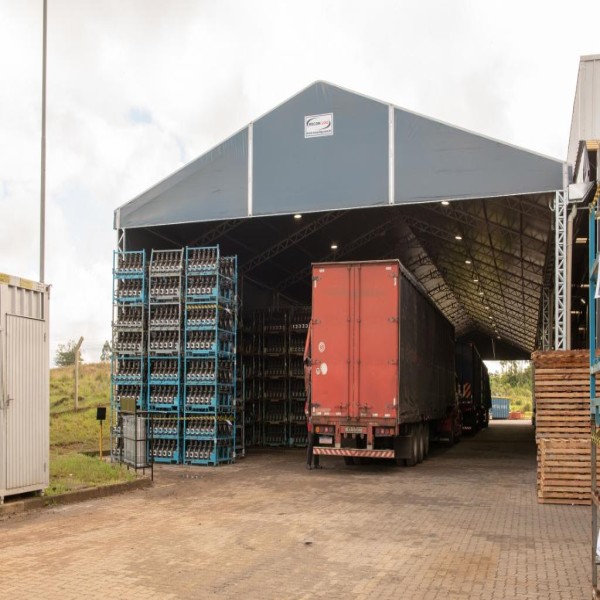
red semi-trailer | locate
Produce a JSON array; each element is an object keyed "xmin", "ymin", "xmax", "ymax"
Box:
[
  {"xmin": 455, "ymin": 342, "xmax": 492, "ymax": 433},
  {"xmin": 306, "ymin": 260, "xmax": 457, "ymax": 467}
]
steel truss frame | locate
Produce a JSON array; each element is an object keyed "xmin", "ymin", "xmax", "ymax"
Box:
[
  {"xmin": 241, "ymin": 211, "xmax": 346, "ymax": 275},
  {"xmin": 554, "ymin": 190, "xmax": 568, "ymax": 350}
]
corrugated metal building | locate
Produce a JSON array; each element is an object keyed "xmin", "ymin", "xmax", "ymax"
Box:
[
  {"xmin": 0, "ymin": 273, "xmax": 50, "ymax": 503},
  {"xmin": 568, "ymin": 53, "xmax": 600, "ymax": 174}
]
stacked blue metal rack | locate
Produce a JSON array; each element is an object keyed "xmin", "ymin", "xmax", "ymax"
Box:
[
  {"xmin": 183, "ymin": 246, "xmax": 237, "ymax": 465},
  {"xmin": 240, "ymin": 307, "xmax": 310, "ymax": 448},
  {"xmin": 147, "ymin": 249, "xmax": 184, "ymax": 463},
  {"xmin": 111, "ymin": 250, "xmax": 147, "ymax": 461},
  {"xmin": 262, "ymin": 310, "xmax": 288, "ymax": 446},
  {"xmin": 288, "ymin": 306, "xmax": 311, "ymax": 447}
]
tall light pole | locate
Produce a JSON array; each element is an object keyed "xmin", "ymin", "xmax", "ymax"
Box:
[{"xmin": 40, "ymin": 0, "xmax": 47, "ymax": 283}]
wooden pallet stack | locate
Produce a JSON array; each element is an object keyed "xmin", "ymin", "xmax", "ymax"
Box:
[{"xmin": 533, "ymin": 350, "xmax": 593, "ymax": 505}]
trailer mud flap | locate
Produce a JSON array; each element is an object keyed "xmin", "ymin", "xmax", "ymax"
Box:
[{"xmin": 394, "ymin": 435, "xmax": 413, "ymax": 460}]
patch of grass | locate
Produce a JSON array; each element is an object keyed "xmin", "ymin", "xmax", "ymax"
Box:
[
  {"xmin": 51, "ymin": 409, "xmax": 110, "ymax": 452},
  {"xmin": 47, "ymin": 452, "xmax": 135, "ymax": 496},
  {"xmin": 48, "ymin": 363, "xmax": 138, "ymax": 496},
  {"xmin": 50, "ymin": 362, "xmax": 111, "ymax": 414},
  {"xmin": 50, "ymin": 362, "xmax": 112, "ymax": 453}
]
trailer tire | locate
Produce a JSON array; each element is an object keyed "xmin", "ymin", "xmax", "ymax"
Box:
[
  {"xmin": 404, "ymin": 426, "xmax": 419, "ymax": 467},
  {"xmin": 344, "ymin": 457, "xmax": 355, "ymax": 466},
  {"xmin": 416, "ymin": 424, "xmax": 424, "ymax": 464},
  {"xmin": 447, "ymin": 428, "xmax": 455, "ymax": 446}
]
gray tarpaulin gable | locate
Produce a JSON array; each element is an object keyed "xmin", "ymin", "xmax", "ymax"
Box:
[
  {"xmin": 115, "ymin": 81, "xmax": 567, "ymax": 359},
  {"xmin": 116, "ymin": 81, "xmax": 564, "ymax": 228}
]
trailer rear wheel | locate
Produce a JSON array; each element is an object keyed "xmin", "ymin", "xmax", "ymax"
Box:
[
  {"xmin": 416, "ymin": 424, "xmax": 424, "ymax": 464},
  {"xmin": 423, "ymin": 425, "xmax": 430, "ymax": 459},
  {"xmin": 448, "ymin": 427, "xmax": 455, "ymax": 446},
  {"xmin": 404, "ymin": 426, "xmax": 419, "ymax": 467}
]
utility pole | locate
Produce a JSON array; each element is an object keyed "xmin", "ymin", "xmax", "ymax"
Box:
[
  {"xmin": 74, "ymin": 336, "xmax": 84, "ymax": 411},
  {"xmin": 40, "ymin": 0, "xmax": 47, "ymax": 283}
]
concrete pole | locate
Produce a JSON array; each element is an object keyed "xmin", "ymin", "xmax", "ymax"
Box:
[{"xmin": 40, "ymin": 0, "xmax": 47, "ymax": 283}]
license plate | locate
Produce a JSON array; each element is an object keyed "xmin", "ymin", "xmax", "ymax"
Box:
[
  {"xmin": 319, "ymin": 435, "xmax": 333, "ymax": 445},
  {"xmin": 344, "ymin": 426, "xmax": 364, "ymax": 434}
]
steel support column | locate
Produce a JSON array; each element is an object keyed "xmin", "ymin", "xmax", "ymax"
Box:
[
  {"xmin": 554, "ymin": 190, "xmax": 568, "ymax": 350},
  {"xmin": 541, "ymin": 286, "xmax": 552, "ymax": 350},
  {"xmin": 117, "ymin": 229, "xmax": 125, "ymax": 252}
]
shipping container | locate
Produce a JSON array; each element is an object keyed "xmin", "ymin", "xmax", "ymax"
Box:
[
  {"xmin": 0, "ymin": 273, "xmax": 50, "ymax": 503},
  {"xmin": 455, "ymin": 342, "xmax": 491, "ymax": 431},
  {"xmin": 491, "ymin": 397, "xmax": 510, "ymax": 420},
  {"xmin": 307, "ymin": 260, "xmax": 457, "ymax": 466}
]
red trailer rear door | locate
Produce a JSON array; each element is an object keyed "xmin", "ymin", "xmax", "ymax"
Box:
[
  {"xmin": 355, "ymin": 262, "xmax": 399, "ymax": 418},
  {"xmin": 311, "ymin": 262, "xmax": 399, "ymax": 420},
  {"xmin": 311, "ymin": 264, "xmax": 352, "ymax": 417}
]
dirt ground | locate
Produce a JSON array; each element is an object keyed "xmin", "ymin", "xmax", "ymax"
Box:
[{"xmin": 0, "ymin": 421, "xmax": 589, "ymax": 599}]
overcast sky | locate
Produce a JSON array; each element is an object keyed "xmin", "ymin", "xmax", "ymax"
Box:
[{"xmin": 1, "ymin": 0, "xmax": 599, "ymax": 364}]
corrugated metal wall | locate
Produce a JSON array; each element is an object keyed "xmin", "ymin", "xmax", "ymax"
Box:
[
  {"xmin": 5, "ymin": 285, "xmax": 45, "ymax": 320},
  {"xmin": 5, "ymin": 316, "xmax": 49, "ymax": 490},
  {"xmin": 568, "ymin": 54, "xmax": 600, "ymax": 166},
  {"xmin": 0, "ymin": 281, "xmax": 49, "ymax": 500}
]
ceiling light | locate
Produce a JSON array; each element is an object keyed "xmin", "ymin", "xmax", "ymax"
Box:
[
  {"xmin": 576, "ymin": 237, "xmax": 588, "ymax": 244},
  {"xmin": 497, "ymin": 335, "xmax": 501, "ymax": 340},
  {"xmin": 294, "ymin": 214, "xmax": 302, "ymax": 220},
  {"xmin": 485, "ymin": 306, "xmax": 490, "ymax": 310},
  {"xmin": 455, "ymin": 234, "xmax": 462, "ymax": 241},
  {"xmin": 581, "ymin": 298, "xmax": 587, "ymax": 305},
  {"xmin": 465, "ymin": 259, "xmax": 471, "ymax": 265},
  {"xmin": 473, "ymin": 278, "xmax": 479, "ymax": 283},
  {"xmin": 578, "ymin": 326, "xmax": 586, "ymax": 332},
  {"xmin": 441, "ymin": 201, "xmax": 450, "ymax": 206},
  {"xmin": 581, "ymin": 283, "xmax": 590, "ymax": 288},
  {"xmin": 488, "ymin": 315, "xmax": 493, "ymax": 319},
  {"xmin": 479, "ymin": 291, "xmax": 484, "ymax": 296},
  {"xmin": 330, "ymin": 243, "xmax": 338, "ymax": 250}
]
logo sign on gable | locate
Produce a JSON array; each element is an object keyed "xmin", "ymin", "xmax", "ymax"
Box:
[{"xmin": 304, "ymin": 113, "xmax": 333, "ymax": 138}]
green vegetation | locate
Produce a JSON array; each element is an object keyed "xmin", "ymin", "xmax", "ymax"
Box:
[
  {"xmin": 100, "ymin": 340, "xmax": 112, "ymax": 362},
  {"xmin": 54, "ymin": 339, "xmax": 84, "ymax": 366},
  {"xmin": 51, "ymin": 362, "xmax": 111, "ymax": 452},
  {"xmin": 50, "ymin": 362, "xmax": 135, "ymax": 494},
  {"xmin": 489, "ymin": 361, "xmax": 533, "ymax": 416},
  {"xmin": 47, "ymin": 452, "xmax": 135, "ymax": 496}
]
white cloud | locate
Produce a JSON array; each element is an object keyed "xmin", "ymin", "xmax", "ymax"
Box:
[{"xmin": 1, "ymin": 0, "xmax": 598, "ymax": 363}]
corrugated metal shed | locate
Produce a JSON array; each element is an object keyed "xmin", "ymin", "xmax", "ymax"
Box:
[
  {"xmin": 115, "ymin": 81, "xmax": 567, "ymax": 358},
  {"xmin": 0, "ymin": 273, "xmax": 50, "ymax": 503},
  {"xmin": 568, "ymin": 54, "xmax": 600, "ymax": 168}
]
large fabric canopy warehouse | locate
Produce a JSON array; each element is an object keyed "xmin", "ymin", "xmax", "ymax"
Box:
[{"xmin": 115, "ymin": 81, "xmax": 567, "ymax": 359}]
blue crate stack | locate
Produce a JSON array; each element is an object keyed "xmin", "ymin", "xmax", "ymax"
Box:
[
  {"xmin": 287, "ymin": 307, "xmax": 311, "ymax": 447},
  {"xmin": 240, "ymin": 312, "xmax": 263, "ymax": 447},
  {"xmin": 239, "ymin": 307, "xmax": 311, "ymax": 449},
  {"xmin": 147, "ymin": 249, "xmax": 184, "ymax": 463},
  {"xmin": 111, "ymin": 250, "xmax": 147, "ymax": 461},
  {"xmin": 262, "ymin": 310, "xmax": 288, "ymax": 446},
  {"xmin": 183, "ymin": 246, "xmax": 237, "ymax": 465}
]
